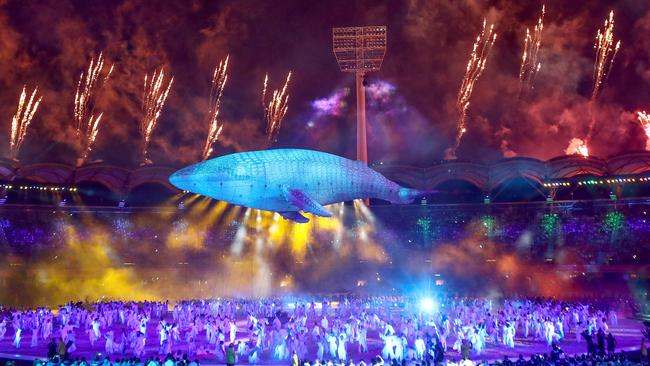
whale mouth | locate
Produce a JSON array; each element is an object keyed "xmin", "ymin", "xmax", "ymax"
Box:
[
  {"xmin": 168, "ymin": 171, "xmax": 184, "ymax": 190},
  {"xmin": 169, "ymin": 166, "xmax": 197, "ymax": 191}
]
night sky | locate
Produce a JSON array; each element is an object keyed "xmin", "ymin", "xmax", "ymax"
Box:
[{"xmin": 1, "ymin": 0, "xmax": 650, "ymax": 167}]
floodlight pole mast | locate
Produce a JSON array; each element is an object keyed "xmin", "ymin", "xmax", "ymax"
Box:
[
  {"xmin": 332, "ymin": 26, "xmax": 387, "ymax": 166},
  {"xmin": 355, "ymin": 71, "xmax": 368, "ymax": 164}
]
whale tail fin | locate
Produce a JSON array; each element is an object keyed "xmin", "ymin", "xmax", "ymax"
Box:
[
  {"xmin": 390, "ymin": 187, "xmax": 422, "ymax": 204},
  {"xmin": 390, "ymin": 187, "xmax": 436, "ymax": 204}
]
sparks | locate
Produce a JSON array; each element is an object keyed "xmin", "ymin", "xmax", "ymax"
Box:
[
  {"xmin": 9, "ymin": 86, "xmax": 42, "ymax": 160},
  {"xmin": 141, "ymin": 67, "xmax": 173, "ymax": 164},
  {"xmin": 518, "ymin": 5, "xmax": 545, "ymax": 98},
  {"xmin": 202, "ymin": 55, "xmax": 229, "ymax": 161},
  {"xmin": 262, "ymin": 71, "xmax": 292, "ymax": 147},
  {"xmin": 74, "ymin": 52, "xmax": 113, "ymax": 165},
  {"xmin": 446, "ymin": 19, "xmax": 497, "ymax": 159},
  {"xmin": 637, "ymin": 111, "xmax": 650, "ymax": 151}
]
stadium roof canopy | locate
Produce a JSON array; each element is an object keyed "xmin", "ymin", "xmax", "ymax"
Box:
[{"xmin": 1, "ymin": 151, "xmax": 649, "ymax": 194}]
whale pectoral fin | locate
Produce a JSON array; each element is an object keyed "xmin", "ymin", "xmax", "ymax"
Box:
[
  {"xmin": 278, "ymin": 211, "xmax": 310, "ymax": 223},
  {"xmin": 280, "ymin": 187, "xmax": 333, "ymax": 218}
]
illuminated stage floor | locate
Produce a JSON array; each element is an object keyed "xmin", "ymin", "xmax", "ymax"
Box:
[{"xmin": 0, "ymin": 318, "xmax": 644, "ymax": 364}]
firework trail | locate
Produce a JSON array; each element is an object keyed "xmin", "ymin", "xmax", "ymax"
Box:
[
  {"xmin": 9, "ymin": 86, "xmax": 42, "ymax": 160},
  {"xmin": 202, "ymin": 55, "xmax": 229, "ymax": 161},
  {"xmin": 141, "ymin": 67, "xmax": 173, "ymax": 164},
  {"xmin": 575, "ymin": 10, "xmax": 621, "ymax": 154},
  {"xmin": 262, "ymin": 71, "xmax": 292, "ymax": 147},
  {"xmin": 261, "ymin": 74, "xmax": 268, "ymax": 111},
  {"xmin": 74, "ymin": 52, "xmax": 114, "ymax": 165},
  {"xmin": 638, "ymin": 111, "xmax": 650, "ymax": 151},
  {"xmin": 567, "ymin": 11, "xmax": 620, "ymax": 156},
  {"xmin": 445, "ymin": 19, "xmax": 496, "ymax": 160},
  {"xmin": 518, "ymin": 5, "xmax": 545, "ymax": 98}
]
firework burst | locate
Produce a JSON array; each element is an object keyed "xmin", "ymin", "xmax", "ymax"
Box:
[
  {"xmin": 262, "ymin": 71, "xmax": 292, "ymax": 147},
  {"xmin": 9, "ymin": 86, "xmax": 42, "ymax": 160},
  {"xmin": 518, "ymin": 5, "xmax": 545, "ymax": 98},
  {"xmin": 202, "ymin": 55, "xmax": 229, "ymax": 161},
  {"xmin": 638, "ymin": 111, "xmax": 650, "ymax": 151},
  {"xmin": 565, "ymin": 137, "xmax": 589, "ymax": 157},
  {"xmin": 592, "ymin": 11, "xmax": 620, "ymax": 101},
  {"xmin": 141, "ymin": 67, "xmax": 173, "ymax": 164},
  {"xmin": 446, "ymin": 19, "xmax": 496, "ymax": 159},
  {"xmin": 74, "ymin": 52, "xmax": 114, "ymax": 165},
  {"xmin": 577, "ymin": 143, "xmax": 589, "ymax": 157}
]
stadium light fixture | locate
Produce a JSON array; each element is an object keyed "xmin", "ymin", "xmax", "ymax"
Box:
[{"xmin": 332, "ymin": 25, "xmax": 387, "ymax": 166}]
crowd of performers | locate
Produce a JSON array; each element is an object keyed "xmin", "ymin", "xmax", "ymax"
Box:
[{"xmin": 0, "ymin": 297, "xmax": 624, "ymax": 364}]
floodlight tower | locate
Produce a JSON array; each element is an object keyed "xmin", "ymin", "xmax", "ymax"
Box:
[{"xmin": 332, "ymin": 26, "xmax": 387, "ymax": 165}]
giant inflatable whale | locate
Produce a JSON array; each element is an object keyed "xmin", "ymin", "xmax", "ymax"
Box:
[{"xmin": 169, "ymin": 149, "xmax": 422, "ymax": 223}]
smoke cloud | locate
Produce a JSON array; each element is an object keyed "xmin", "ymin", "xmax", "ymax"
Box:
[{"xmin": 0, "ymin": 0, "xmax": 648, "ymax": 167}]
